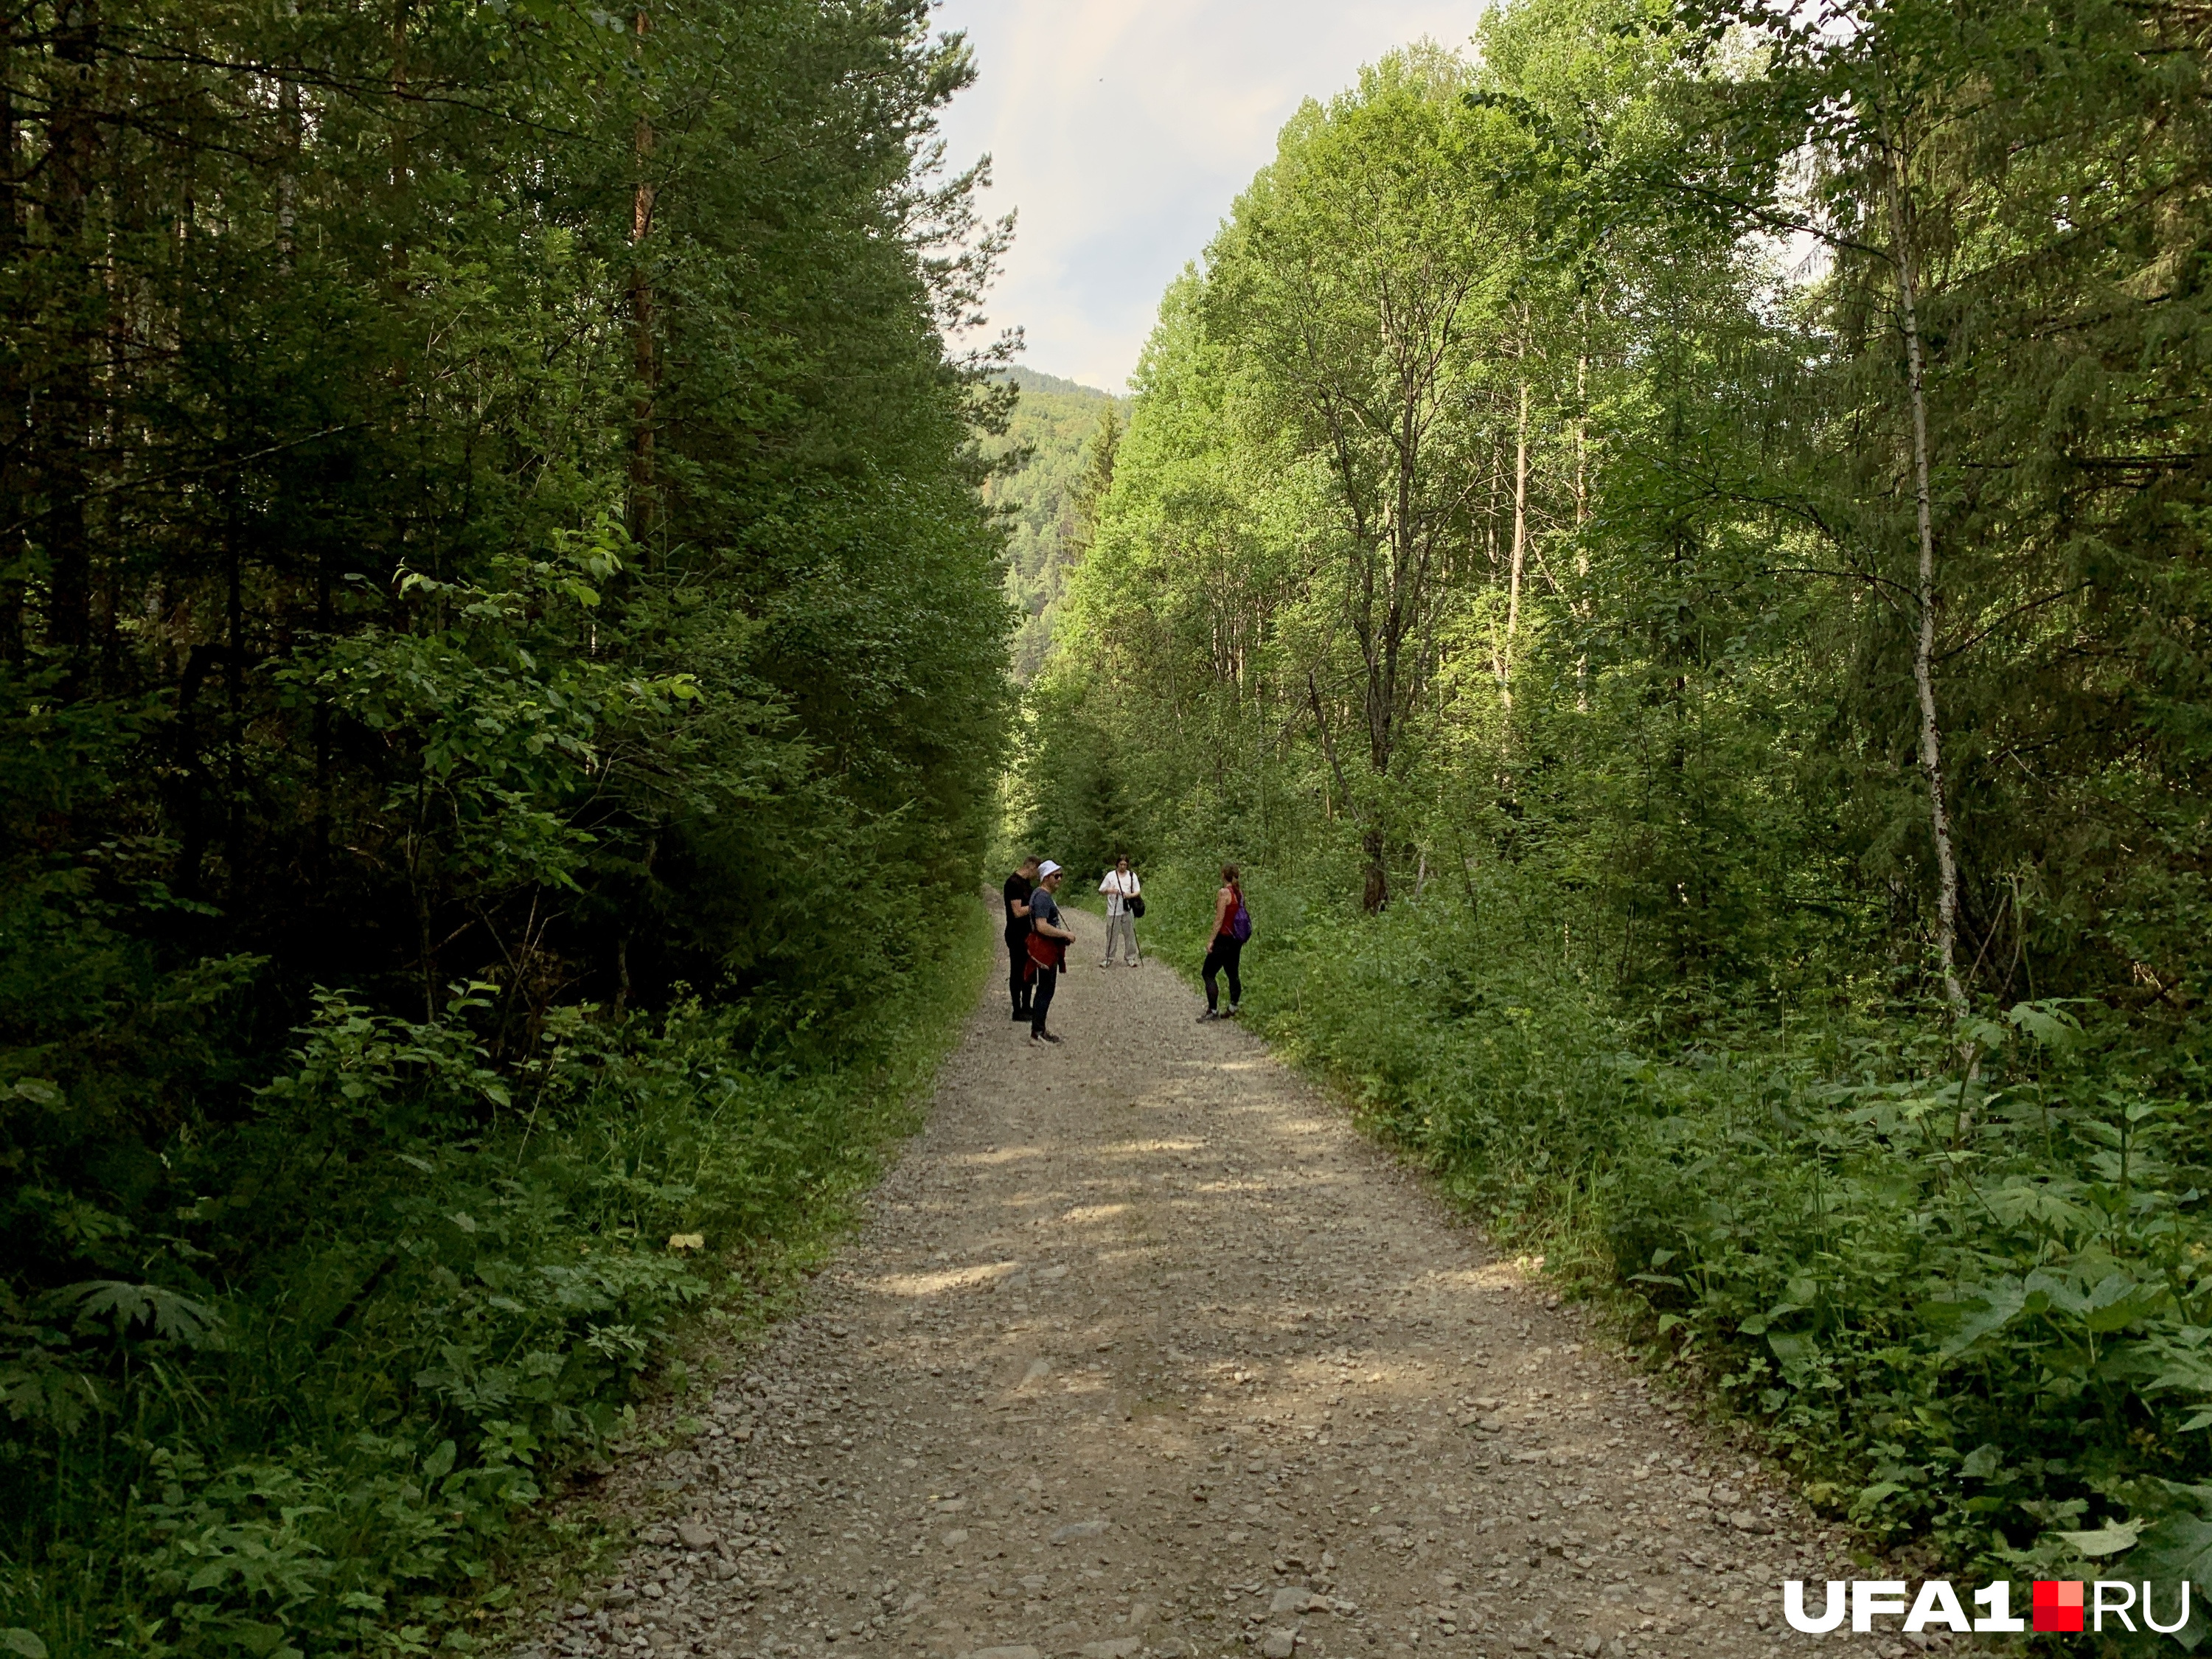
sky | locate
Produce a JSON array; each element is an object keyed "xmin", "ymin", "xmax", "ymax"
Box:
[{"xmin": 929, "ymin": 0, "xmax": 1492, "ymax": 394}]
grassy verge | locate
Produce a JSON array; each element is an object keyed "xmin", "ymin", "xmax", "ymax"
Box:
[
  {"xmin": 1133, "ymin": 859, "xmax": 2212, "ymax": 1620},
  {"xmin": 0, "ymin": 897, "xmax": 994, "ymax": 1659}
]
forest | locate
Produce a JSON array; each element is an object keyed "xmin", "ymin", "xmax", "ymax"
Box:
[
  {"xmin": 10, "ymin": 0, "xmax": 2212, "ymax": 1644},
  {"xmin": 0, "ymin": 0, "xmax": 1014, "ymax": 1652},
  {"xmin": 981, "ymin": 368, "xmax": 1122, "ymax": 684},
  {"xmin": 1025, "ymin": 0, "xmax": 2212, "ymax": 1615}
]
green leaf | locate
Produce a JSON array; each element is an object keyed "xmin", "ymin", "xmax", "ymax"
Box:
[
  {"xmin": 2006, "ymin": 1001, "xmax": 2082, "ymax": 1047},
  {"xmin": 2059, "ymin": 1520, "xmax": 2141, "ymax": 1557},
  {"xmin": 1959, "ymin": 1444, "xmax": 2003, "ymax": 1478},
  {"xmin": 1767, "ymin": 1331, "xmax": 1815, "ymax": 1365},
  {"xmin": 1, "ymin": 1631, "xmax": 49, "ymax": 1659},
  {"xmin": 2077, "ymin": 1271, "xmax": 2166, "ymax": 1332},
  {"xmin": 422, "ymin": 1438, "xmax": 459, "ymax": 1481},
  {"xmin": 2128, "ymin": 1512, "xmax": 2212, "ymax": 1578},
  {"xmin": 2124, "ymin": 1512, "xmax": 2212, "ymax": 1648},
  {"xmin": 1934, "ymin": 1280, "xmax": 2025, "ymax": 1359},
  {"xmin": 57, "ymin": 1280, "xmax": 224, "ymax": 1348}
]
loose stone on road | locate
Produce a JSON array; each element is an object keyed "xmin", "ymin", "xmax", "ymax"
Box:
[{"xmin": 527, "ymin": 908, "xmax": 1916, "ymax": 1659}]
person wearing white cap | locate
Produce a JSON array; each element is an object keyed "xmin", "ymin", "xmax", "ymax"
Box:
[{"xmin": 1022, "ymin": 861, "xmax": 1076, "ymax": 1044}]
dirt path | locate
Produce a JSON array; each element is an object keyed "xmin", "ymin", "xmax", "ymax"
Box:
[{"xmin": 526, "ymin": 908, "xmax": 1905, "ymax": 1659}]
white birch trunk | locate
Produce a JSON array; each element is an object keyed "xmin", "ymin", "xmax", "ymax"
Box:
[
  {"xmin": 1504, "ymin": 379, "xmax": 1528, "ymax": 710},
  {"xmin": 1887, "ymin": 161, "xmax": 1968, "ymax": 1020}
]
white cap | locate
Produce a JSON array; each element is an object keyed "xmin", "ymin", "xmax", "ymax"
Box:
[{"xmin": 1037, "ymin": 860, "xmax": 1062, "ymax": 879}]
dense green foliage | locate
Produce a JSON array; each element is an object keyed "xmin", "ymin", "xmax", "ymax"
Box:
[
  {"xmin": 982, "ymin": 368, "xmax": 1123, "ymax": 681},
  {"xmin": 0, "ymin": 0, "xmax": 1013, "ymax": 1651},
  {"xmin": 1028, "ymin": 0, "xmax": 2212, "ymax": 1619}
]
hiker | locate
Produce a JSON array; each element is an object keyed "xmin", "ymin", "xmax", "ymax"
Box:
[
  {"xmin": 1002, "ymin": 854, "xmax": 1040, "ymax": 1020},
  {"xmin": 1025, "ymin": 860, "xmax": 1076, "ymax": 1045},
  {"xmin": 1196, "ymin": 862, "xmax": 1249, "ymax": 1023},
  {"xmin": 1098, "ymin": 855, "xmax": 1142, "ymax": 967}
]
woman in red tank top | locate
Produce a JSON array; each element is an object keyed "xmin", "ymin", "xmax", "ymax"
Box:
[{"xmin": 1197, "ymin": 863, "xmax": 1245, "ymax": 1021}]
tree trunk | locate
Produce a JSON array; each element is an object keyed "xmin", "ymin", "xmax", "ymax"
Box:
[
  {"xmin": 0, "ymin": 18, "xmax": 13, "ymax": 266},
  {"xmin": 1886, "ymin": 158, "xmax": 1967, "ymax": 1020},
  {"xmin": 1503, "ymin": 378, "xmax": 1528, "ymax": 706},
  {"xmin": 1362, "ymin": 603, "xmax": 1395, "ymax": 914},
  {"xmin": 1310, "ymin": 668, "xmax": 1385, "ymax": 910},
  {"xmin": 1484, "ymin": 436, "xmax": 1503, "ymax": 684},
  {"xmin": 313, "ymin": 541, "xmax": 331, "ymax": 876},
  {"xmin": 224, "ymin": 480, "xmax": 245, "ymax": 873},
  {"xmin": 388, "ymin": 0, "xmax": 408, "ymax": 274},
  {"xmin": 43, "ymin": 0, "xmax": 102, "ymax": 661},
  {"xmin": 628, "ymin": 7, "xmax": 658, "ymax": 543},
  {"xmin": 1362, "ymin": 824, "xmax": 1388, "ymax": 914},
  {"xmin": 277, "ymin": 65, "xmax": 299, "ymax": 266},
  {"xmin": 1572, "ymin": 356, "xmax": 1587, "ymax": 529},
  {"xmin": 1573, "ymin": 349, "xmax": 1589, "ymax": 711},
  {"xmin": 0, "ymin": 7, "xmax": 21, "ymax": 661}
]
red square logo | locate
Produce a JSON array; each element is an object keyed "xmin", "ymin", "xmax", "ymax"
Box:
[{"xmin": 2034, "ymin": 1580, "xmax": 2084, "ymax": 1633}]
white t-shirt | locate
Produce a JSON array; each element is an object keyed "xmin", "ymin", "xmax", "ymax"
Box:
[{"xmin": 1099, "ymin": 869, "xmax": 1141, "ymax": 916}]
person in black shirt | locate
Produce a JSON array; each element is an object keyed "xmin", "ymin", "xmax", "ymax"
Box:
[{"xmin": 1003, "ymin": 855, "xmax": 1040, "ymax": 1020}]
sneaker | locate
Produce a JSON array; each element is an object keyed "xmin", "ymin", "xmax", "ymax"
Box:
[
  {"xmin": 1097, "ymin": 960, "xmax": 1113, "ymax": 968},
  {"xmin": 1011, "ymin": 1008, "xmax": 1028, "ymax": 1021},
  {"xmin": 1225, "ymin": 1004, "xmax": 1240, "ymax": 1018},
  {"xmin": 1195, "ymin": 1009, "xmax": 1219, "ymax": 1023},
  {"xmin": 1032, "ymin": 1030, "xmax": 1062, "ymax": 1045}
]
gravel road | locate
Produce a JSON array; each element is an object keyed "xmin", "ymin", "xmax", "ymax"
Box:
[{"xmin": 523, "ymin": 905, "xmax": 1921, "ymax": 1659}]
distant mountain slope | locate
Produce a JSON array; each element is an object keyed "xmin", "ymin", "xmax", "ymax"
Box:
[
  {"xmin": 984, "ymin": 369, "xmax": 1127, "ymax": 681},
  {"xmin": 1001, "ymin": 365, "xmax": 1118, "ymax": 400}
]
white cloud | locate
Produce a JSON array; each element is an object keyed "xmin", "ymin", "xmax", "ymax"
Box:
[{"xmin": 931, "ymin": 0, "xmax": 1490, "ymax": 392}]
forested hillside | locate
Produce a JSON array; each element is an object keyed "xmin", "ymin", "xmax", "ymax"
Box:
[
  {"xmin": 983, "ymin": 368, "xmax": 1123, "ymax": 680},
  {"xmin": 0, "ymin": 0, "xmax": 1012, "ymax": 1652},
  {"xmin": 1030, "ymin": 0, "xmax": 2212, "ymax": 1604}
]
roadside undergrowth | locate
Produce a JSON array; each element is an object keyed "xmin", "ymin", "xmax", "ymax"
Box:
[
  {"xmin": 1, "ymin": 902, "xmax": 994, "ymax": 1659},
  {"xmin": 495, "ymin": 898, "xmax": 996, "ymax": 1644},
  {"xmin": 1133, "ymin": 860, "xmax": 2212, "ymax": 1635}
]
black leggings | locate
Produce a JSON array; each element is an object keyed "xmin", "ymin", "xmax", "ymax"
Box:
[
  {"xmin": 1030, "ymin": 965, "xmax": 1058, "ymax": 1034},
  {"xmin": 1203, "ymin": 936, "xmax": 1242, "ymax": 1009},
  {"xmin": 1008, "ymin": 939, "xmax": 1031, "ymax": 1014}
]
